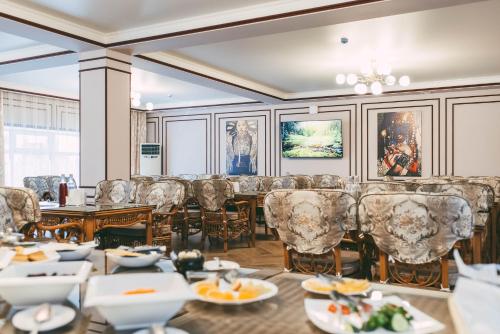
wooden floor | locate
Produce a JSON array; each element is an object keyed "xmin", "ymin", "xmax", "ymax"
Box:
[{"xmin": 172, "ymin": 225, "xmax": 285, "ymax": 270}]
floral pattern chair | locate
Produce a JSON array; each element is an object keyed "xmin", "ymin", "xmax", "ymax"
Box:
[
  {"xmin": 192, "ymin": 179, "xmax": 250, "ymax": 252},
  {"xmin": 291, "ymin": 175, "xmax": 314, "ymax": 189},
  {"xmin": 360, "ymin": 181, "xmax": 417, "ymax": 195},
  {"xmin": 129, "ymin": 176, "xmax": 154, "ymax": 203},
  {"xmin": 259, "ymin": 176, "xmax": 299, "ymax": 192},
  {"xmin": 23, "ymin": 177, "xmax": 50, "ymax": 200},
  {"xmin": 264, "ymin": 189, "xmax": 358, "ymax": 275},
  {"xmin": 358, "ymin": 192, "xmax": 473, "ymax": 289},
  {"xmin": 311, "ymin": 175, "xmax": 346, "ymax": 189},
  {"xmin": 23, "ymin": 175, "xmax": 77, "ymax": 201},
  {"xmin": 228, "ymin": 175, "xmax": 262, "ymax": 192},
  {"xmin": 95, "ymin": 180, "xmax": 131, "ymax": 204},
  {"xmin": 0, "ymin": 187, "xmax": 41, "ymax": 232},
  {"xmin": 416, "ymin": 182, "xmax": 495, "ymax": 263}
]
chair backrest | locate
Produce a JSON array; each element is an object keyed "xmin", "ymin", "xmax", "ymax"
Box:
[
  {"xmin": 192, "ymin": 179, "xmax": 234, "ymax": 212},
  {"xmin": 311, "ymin": 175, "xmax": 346, "ymax": 189},
  {"xmin": 95, "ymin": 180, "xmax": 131, "ymax": 204},
  {"xmin": 290, "ymin": 175, "xmax": 314, "ymax": 189},
  {"xmin": 359, "ymin": 192, "xmax": 473, "ymax": 264},
  {"xmin": 129, "ymin": 176, "xmax": 155, "ymax": 203},
  {"xmin": 259, "ymin": 176, "xmax": 298, "ymax": 192},
  {"xmin": 360, "ymin": 181, "xmax": 415, "ymax": 195},
  {"xmin": 228, "ymin": 175, "xmax": 261, "ymax": 192},
  {"xmin": 177, "ymin": 174, "xmax": 198, "ymax": 181},
  {"xmin": 467, "ymin": 176, "xmax": 500, "ymax": 203},
  {"xmin": 264, "ymin": 189, "xmax": 357, "ymax": 255},
  {"xmin": 0, "ymin": 187, "xmax": 41, "ymax": 231},
  {"xmin": 23, "ymin": 176, "xmax": 50, "ymax": 199},
  {"xmin": 157, "ymin": 176, "xmax": 194, "ymax": 201},
  {"xmin": 416, "ymin": 182, "xmax": 495, "ymax": 227},
  {"xmin": 135, "ymin": 180, "xmax": 185, "ymax": 214}
]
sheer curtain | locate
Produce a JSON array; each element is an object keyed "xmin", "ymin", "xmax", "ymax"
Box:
[
  {"xmin": 130, "ymin": 109, "xmax": 147, "ymax": 175},
  {"xmin": 0, "ymin": 91, "xmax": 4, "ymax": 186},
  {"xmin": 1, "ymin": 90, "xmax": 79, "ymax": 187}
]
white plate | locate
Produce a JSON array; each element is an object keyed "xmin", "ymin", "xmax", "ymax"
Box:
[
  {"xmin": 12, "ymin": 304, "xmax": 76, "ymax": 331},
  {"xmin": 106, "ymin": 252, "xmax": 162, "ymax": 268},
  {"xmin": 305, "ymin": 296, "xmax": 445, "ymax": 334},
  {"xmin": 41, "ymin": 243, "xmax": 96, "ymax": 261},
  {"xmin": 301, "ymin": 277, "xmax": 371, "ymax": 296},
  {"xmin": 203, "ymin": 260, "xmax": 240, "ymax": 271},
  {"xmin": 192, "ymin": 278, "xmax": 278, "ymax": 305},
  {"xmin": 133, "ymin": 327, "xmax": 189, "ymax": 334}
]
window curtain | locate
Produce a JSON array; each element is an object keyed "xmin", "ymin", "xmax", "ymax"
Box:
[
  {"xmin": 130, "ymin": 109, "xmax": 147, "ymax": 175},
  {"xmin": 0, "ymin": 91, "xmax": 5, "ymax": 186},
  {"xmin": 1, "ymin": 90, "xmax": 79, "ymax": 186}
]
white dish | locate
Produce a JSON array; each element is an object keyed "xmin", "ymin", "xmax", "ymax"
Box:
[
  {"xmin": 41, "ymin": 242, "xmax": 96, "ymax": 261},
  {"xmin": 0, "ymin": 261, "xmax": 92, "ymax": 307},
  {"xmin": 12, "ymin": 304, "xmax": 75, "ymax": 331},
  {"xmin": 106, "ymin": 251, "xmax": 162, "ymax": 268},
  {"xmin": 192, "ymin": 278, "xmax": 278, "ymax": 305},
  {"xmin": 0, "ymin": 247, "xmax": 15, "ymax": 269},
  {"xmin": 301, "ymin": 277, "xmax": 371, "ymax": 296},
  {"xmin": 133, "ymin": 327, "xmax": 189, "ymax": 334},
  {"xmin": 84, "ymin": 273, "xmax": 195, "ymax": 330},
  {"xmin": 204, "ymin": 260, "xmax": 240, "ymax": 271},
  {"xmin": 305, "ymin": 296, "xmax": 445, "ymax": 334},
  {"xmin": 11, "ymin": 248, "xmax": 61, "ymax": 264}
]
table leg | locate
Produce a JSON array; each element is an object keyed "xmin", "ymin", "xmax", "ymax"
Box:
[
  {"xmin": 472, "ymin": 230, "xmax": 482, "ymax": 264},
  {"xmin": 83, "ymin": 217, "xmax": 96, "ymax": 242},
  {"xmin": 250, "ymin": 198, "xmax": 257, "ymax": 247},
  {"xmin": 146, "ymin": 211, "xmax": 153, "ymax": 245}
]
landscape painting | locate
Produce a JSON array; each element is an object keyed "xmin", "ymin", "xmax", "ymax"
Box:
[
  {"xmin": 280, "ymin": 120, "xmax": 343, "ymax": 158},
  {"xmin": 377, "ymin": 111, "xmax": 422, "ymax": 177}
]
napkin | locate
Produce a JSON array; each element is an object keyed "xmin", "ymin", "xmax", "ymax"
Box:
[
  {"xmin": 66, "ymin": 189, "xmax": 86, "ymax": 206},
  {"xmin": 453, "ymin": 249, "xmax": 500, "ymax": 285}
]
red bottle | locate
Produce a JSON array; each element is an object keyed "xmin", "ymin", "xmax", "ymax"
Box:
[{"xmin": 59, "ymin": 175, "xmax": 68, "ymax": 206}]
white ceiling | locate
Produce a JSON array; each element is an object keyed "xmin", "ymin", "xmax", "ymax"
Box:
[
  {"xmin": 14, "ymin": 0, "xmax": 275, "ymax": 33},
  {"xmin": 173, "ymin": 0, "xmax": 500, "ymax": 94},
  {"xmin": 0, "ymin": 64, "xmax": 252, "ymax": 108}
]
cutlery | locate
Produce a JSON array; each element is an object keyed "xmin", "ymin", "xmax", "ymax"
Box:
[
  {"xmin": 221, "ymin": 269, "xmax": 239, "ymax": 284},
  {"xmin": 316, "ymin": 272, "xmax": 345, "ymax": 284},
  {"xmin": 214, "ymin": 257, "xmax": 222, "ymax": 269},
  {"xmin": 30, "ymin": 303, "xmax": 52, "ymax": 334}
]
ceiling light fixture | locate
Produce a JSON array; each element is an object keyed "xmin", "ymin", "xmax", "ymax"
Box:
[
  {"xmin": 145, "ymin": 102, "xmax": 154, "ymax": 111},
  {"xmin": 336, "ymin": 61, "xmax": 410, "ymax": 95}
]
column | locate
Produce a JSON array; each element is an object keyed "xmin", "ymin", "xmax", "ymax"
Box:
[{"xmin": 79, "ymin": 49, "xmax": 131, "ymax": 188}]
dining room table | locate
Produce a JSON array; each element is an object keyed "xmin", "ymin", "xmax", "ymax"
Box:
[{"xmin": 39, "ymin": 203, "xmax": 154, "ymax": 244}]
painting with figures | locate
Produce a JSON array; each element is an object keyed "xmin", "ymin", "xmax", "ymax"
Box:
[
  {"xmin": 377, "ymin": 111, "xmax": 422, "ymax": 177},
  {"xmin": 226, "ymin": 120, "xmax": 258, "ymax": 175}
]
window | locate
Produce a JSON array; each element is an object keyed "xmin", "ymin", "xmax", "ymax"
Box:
[{"xmin": 1, "ymin": 91, "xmax": 79, "ymax": 187}]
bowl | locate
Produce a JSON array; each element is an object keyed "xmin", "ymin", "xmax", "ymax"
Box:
[
  {"xmin": 106, "ymin": 251, "xmax": 162, "ymax": 268},
  {"xmin": 84, "ymin": 273, "xmax": 195, "ymax": 330},
  {"xmin": 0, "ymin": 261, "xmax": 92, "ymax": 307},
  {"xmin": 173, "ymin": 250, "xmax": 204, "ymax": 276},
  {"xmin": 41, "ymin": 243, "xmax": 96, "ymax": 261}
]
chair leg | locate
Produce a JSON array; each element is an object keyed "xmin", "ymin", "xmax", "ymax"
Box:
[
  {"xmin": 441, "ymin": 257, "xmax": 449, "ymax": 290},
  {"xmin": 379, "ymin": 252, "xmax": 389, "ymax": 283},
  {"xmin": 472, "ymin": 230, "xmax": 482, "ymax": 264},
  {"xmin": 223, "ymin": 221, "xmax": 228, "ymax": 253},
  {"xmin": 283, "ymin": 243, "xmax": 292, "ymax": 271},
  {"xmin": 334, "ymin": 247, "xmax": 342, "ymax": 277}
]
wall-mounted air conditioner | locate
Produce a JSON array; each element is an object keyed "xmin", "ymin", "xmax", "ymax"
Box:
[{"xmin": 140, "ymin": 143, "xmax": 161, "ymax": 176}]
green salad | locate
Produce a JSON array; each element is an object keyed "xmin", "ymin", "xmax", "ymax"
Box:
[{"xmin": 362, "ymin": 303, "xmax": 413, "ymax": 332}]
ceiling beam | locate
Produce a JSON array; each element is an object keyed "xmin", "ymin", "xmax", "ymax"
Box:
[{"xmin": 0, "ymin": 51, "xmax": 78, "ymax": 75}]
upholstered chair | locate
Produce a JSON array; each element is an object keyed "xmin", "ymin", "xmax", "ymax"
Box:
[
  {"xmin": 228, "ymin": 175, "xmax": 261, "ymax": 192},
  {"xmin": 311, "ymin": 175, "xmax": 346, "ymax": 189},
  {"xmin": 0, "ymin": 187, "xmax": 41, "ymax": 232},
  {"xmin": 178, "ymin": 174, "xmax": 198, "ymax": 181},
  {"xmin": 95, "ymin": 179, "xmax": 131, "ymax": 204},
  {"xmin": 259, "ymin": 176, "xmax": 299, "ymax": 192},
  {"xmin": 264, "ymin": 189, "xmax": 358, "ymax": 275},
  {"xmin": 44, "ymin": 176, "xmax": 62, "ymax": 201},
  {"xmin": 192, "ymin": 179, "xmax": 250, "ymax": 252},
  {"xmin": 23, "ymin": 176, "xmax": 50, "ymax": 200},
  {"xmin": 360, "ymin": 181, "xmax": 418, "ymax": 195},
  {"xmin": 291, "ymin": 175, "xmax": 314, "ymax": 189},
  {"xmin": 129, "ymin": 175, "xmax": 154, "ymax": 203},
  {"xmin": 416, "ymin": 182, "xmax": 495, "ymax": 263},
  {"xmin": 358, "ymin": 192, "xmax": 473, "ymax": 289}
]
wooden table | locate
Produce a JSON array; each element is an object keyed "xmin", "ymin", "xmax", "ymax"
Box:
[
  {"xmin": 40, "ymin": 204, "xmax": 154, "ymax": 244},
  {"xmin": 234, "ymin": 192, "xmax": 262, "ymax": 247}
]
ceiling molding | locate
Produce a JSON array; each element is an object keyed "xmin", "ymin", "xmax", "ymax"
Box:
[
  {"xmin": 0, "ymin": 50, "xmax": 78, "ymax": 75},
  {"xmin": 0, "ymin": 83, "xmax": 78, "ymax": 101},
  {"xmin": 148, "ymin": 99, "xmax": 262, "ymax": 111},
  {"xmin": 0, "ymin": 49, "xmax": 74, "ymax": 65}
]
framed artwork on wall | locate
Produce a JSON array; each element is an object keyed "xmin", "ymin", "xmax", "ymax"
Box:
[
  {"xmin": 377, "ymin": 111, "xmax": 422, "ymax": 177},
  {"xmin": 226, "ymin": 120, "xmax": 258, "ymax": 175}
]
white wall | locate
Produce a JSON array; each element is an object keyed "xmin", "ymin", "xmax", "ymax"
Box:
[{"xmin": 147, "ymin": 87, "xmax": 500, "ymax": 180}]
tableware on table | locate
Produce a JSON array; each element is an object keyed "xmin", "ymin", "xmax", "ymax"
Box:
[
  {"xmin": 0, "ymin": 247, "xmax": 15, "ymax": 269},
  {"xmin": 106, "ymin": 248, "xmax": 162, "ymax": 268},
  {"xmin": 0, "ymin": 261, "xmax": 92, "ymax": 307},
  {"xmin": 192, "ymin": 277, "xmax": 278, "ymax": 305},
  {"xmin": 204, "ymin": 259, "xmax": 240, "ymax": 271},
  {"xmin": 133, "ymin": 327, "xmax": 189, "ymax": 334},
  {"xmin": 305, "ymin": 296, "xmax": 445, "ymax": 334},
  {"xmin": 12, "ymin": 304, "xmax": 75, "ymax": 332},
  {"xmin": 172, "ymin": 250, "xmax": 204, "ymax": 276},
  {"xmin": 302, "ymin": 277, "xmax": 371, "ymax": 296},
  {"xmin": 41, "ymin": 242, "xmax": 96, "ymax": 261},
  {"xmin": 84, "ymin": 273, "xmax": 195, "ymax": 330}
]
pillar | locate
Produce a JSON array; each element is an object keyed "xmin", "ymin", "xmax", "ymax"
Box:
[{"xmin": 79, "ymin": 49, "xmax": 131, "ymax": 188}]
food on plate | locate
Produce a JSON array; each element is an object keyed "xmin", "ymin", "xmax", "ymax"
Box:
[
  {"xmin": 178, "ymin": 250, "xmax": 202, "ymax": 260},
  {"xmin": 326, "ymin": 302, "xmax": 413, "ymax": 332},
  {"xmin": 106, "ymin": 249, "xmax": 144, "ymax": 257},
  {"xmin": 123, "ymin": 288, "xmax": 157, "ymax": 295},
  {"xmin": 13, "ymin": 247, "xmax": 48, "ymax": 262},
  {"xmin": 27, "ymin": 272, "xmax": 76, "ymax": 277},
  {"xmin": 305, "ymin": 278, "xmax": 370, "ymax": 294},
  {"xmin": 195, "ymin": 279, "xmax": 271, "ymax": 301}
]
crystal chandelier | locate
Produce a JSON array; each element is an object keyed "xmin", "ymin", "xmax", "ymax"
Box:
[{"xmin": 336, "ymin": 61, "xmax": 410, "ymax": 95}]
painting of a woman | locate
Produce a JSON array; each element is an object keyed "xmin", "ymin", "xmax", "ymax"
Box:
[{"xmin": 226, "ymin": 120, "xmax": 258, "ymax": 175}]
